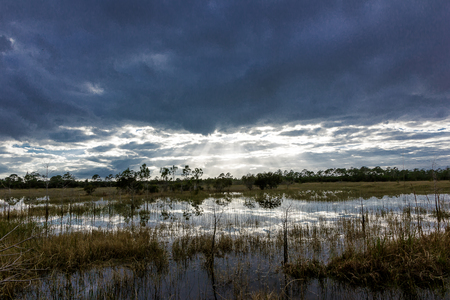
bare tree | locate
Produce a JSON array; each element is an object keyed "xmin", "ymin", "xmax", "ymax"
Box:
[
  {"xmin": 41, "ymin": 163, "xmax": 52, "ymax": 234},
  {"xmin": 169, "ymin": 165, "xmax": 178, "ymax": 182},
  {"xmin": 281, "ymin": 204, "xmax": 292, "ymax": 266}
]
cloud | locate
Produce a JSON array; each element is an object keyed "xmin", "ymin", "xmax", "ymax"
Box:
[
  {"xmin": 0, "ymin": 35, "xmax": 12, "ymax": 52},
  {"xmin": 279, "ymin": 128, "xmax": 324, "ymax": 136},
  {"xmin": 90, "ymin": 144, "xmax": 116, "ymax": 153},
  {"xmin": 49, "ymin": 129, "xmax": 94, "ymax": 143},
  {"xmin": 84, "ymin": 82, "xmax": 104, "ymax": 95},
  {"xmin": 0, "ymin": 1, "xmax": 449, "ymax": 177},
  {"xmin": 119, "ymin": 142, "xmax": 160, "ymax": 150},
  {"xmin": 0, "ymin": 164, "xmax": 9, "ymax": 175},
  {"xmin": 0, "ymin": 0, "xmax": 448, "ymax": 139}
]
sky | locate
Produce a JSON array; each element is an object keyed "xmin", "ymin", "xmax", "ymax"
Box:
[{"xmin": 0, "ymin": 0, "xmax": 449, "ymax": 180}]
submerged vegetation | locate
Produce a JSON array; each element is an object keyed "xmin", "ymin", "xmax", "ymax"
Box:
[{"xmin": 0, "ymin": 168, "xmax": 450, "ymax": 298}]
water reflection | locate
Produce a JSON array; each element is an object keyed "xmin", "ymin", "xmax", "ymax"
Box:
[
  {"xmin": 1, "ymin": 193, "xmax": 448, "ymax": 236},
  {"xmin": 3, "ymin": 192, "xmax": 449, "ymax": 299}
]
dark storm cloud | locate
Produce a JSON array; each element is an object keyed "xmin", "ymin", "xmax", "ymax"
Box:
[
  {"xmin": 49, "ymin": 129, "xmax": 93, "ymax": 143},
  {"xmin": 90, "ymin": 144, "xmax": 116, "ymax": 153},
  {"xmin": 75, "ymin": 167, "xmax": 116, "ymax": 180},
  {"xmin": 0, "ymin": 164, "xmax": 9, "ymax": 175},
  {"xmin": 47, "ymin": 127, "xmax": 116, "ymax": 144},
  {"xmin": 384, "ymin": 131, "xmax": 450, "ymax": 141},
  {"xmin": 279, "ymin": 130, "xmax": 308, "ymax": 137},
  {"xmin": 119, "ymin": 142, "xmax": 160, "ymax": 150},
  {"xmin": 91, "ymin": 128, "xmax": 114, "ymax": 138},
  {"xmin": 84, "ymin": 156, "xmax": 109, "ymax": 164},
  {"xmin": 333, "ymin": 128, "xmax": 365, "ymax": 136},
  {"xmin": 279, "ymin": 128, "xmax": 324, "ymax": 136},
  {"xmin": 0, "ymin": 36, "xmax": 12, "ymax": 52},
  {"xmin": 1, "ymin": 0, "xmax": 449, "ymax": 139},
  {"xmin": 296, "ymin": 145, "xmax": 439, "ymax": 171},
  {"xmin": 0, "ymin": 156, "xmax": 34, "ymax": 169},
  {"xmin": 110, "ymin": 158, "xmax": 147, "ymax": 172}
]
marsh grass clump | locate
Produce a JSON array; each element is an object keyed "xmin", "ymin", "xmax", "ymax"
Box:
[
  {"xmin": 285, "ymin": 228, "xmax": 450, "ymax": 291},
  {"xmin": 284, "ymin": 258, "xmax": 326, "ymax": 279},
  {"xmin": 327, "ymin": 228, "xmax": 450, "ymax": 289},
  {"xmin": 171, "ymin": 234, "xmax": 210, "ymax": 262},
  {"xmin": 32, "ymin": 227, "xmax": 168, "ymax": 272},
  {"xmin": 171, "ymin": 233, "xmax": 238, "ymax": 264},
  {"xmin": 0, "ymin": 221, "xmax": 42, "ymax": 298}
]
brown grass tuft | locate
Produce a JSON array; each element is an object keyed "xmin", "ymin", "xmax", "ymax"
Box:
[
  {"xmin": 33, "ymin": 227, "xmax": 168, "ymax": 272},
  {"xmin": 327, "ymin": 229, "xmax": 450, "ymax": 289}
]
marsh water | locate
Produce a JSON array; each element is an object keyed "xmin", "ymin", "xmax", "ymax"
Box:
[
  {"xmin": 1, "ymin": 192, "xmax": 446, "ymax": 234},
  {"xmin": 1, "ymin": 191, "xmax": 449, "ymax": 299}
]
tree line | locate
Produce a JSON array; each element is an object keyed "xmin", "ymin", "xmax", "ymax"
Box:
[{"xmin": 1, "ymin": 165, "xmax": 449, "ymax": 192}]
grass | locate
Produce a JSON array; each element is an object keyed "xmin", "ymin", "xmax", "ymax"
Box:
[
  {"xmin": 286, "ymin": 227, "xmax": 450, "ymax": 290},
  {"xmin": 0, "ymin": 220, "xmax": 42, "ymax": 298},
  {"xmin": 284, "ymin": 199, "xmax": 450, "ymax": 291},
  {"xmin": 327, "ymin": 227, "xmax": 450, "ymax": 289},
  {"xmin": 33, "ymin": 227, "xmax": 168, "ymax": 272}
]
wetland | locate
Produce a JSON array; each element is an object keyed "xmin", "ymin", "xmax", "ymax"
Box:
[{"xmin": 1, "ymin": 181, "xmax": 450, "ymax": 299}]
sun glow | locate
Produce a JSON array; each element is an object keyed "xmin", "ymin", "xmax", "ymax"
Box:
[{"xmin": 2, "ymin": 118, "xmax": 450, "ymax": 178}]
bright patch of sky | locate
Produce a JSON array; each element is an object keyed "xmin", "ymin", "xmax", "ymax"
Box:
[{"xmin": 2, "ymin": 118, "xmax": 449, "ymax": 179}]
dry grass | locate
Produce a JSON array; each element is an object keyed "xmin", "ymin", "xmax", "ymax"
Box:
[
  {"xmin": 285, "ymin": 226, "xmax": 450, "ymax": 290},
  {"xmin": 327, "ymin": 227, "xmax": 450, "ymax": 289},
  {"xmin": 172, "ymin": 232, "xmax": 253, "ymax": 264},
  {"xmin": 0, "ymin": 221, "xmax": 42, "ymax": 298},
  {"xmin": 31, "ymin": 227, "xmax": 168, "ymax": 272}
]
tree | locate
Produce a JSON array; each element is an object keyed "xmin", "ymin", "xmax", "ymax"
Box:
[
  {"xmin": 4, "ymin": 174, "xmax": 23, "ymax": 189},
  {"xmin": 254, "ymin": 172, "xmax": 282, "ymax": 190},
  {"xmin": 62, "ymin": 172, "xmax": 76, "ymax": 188},
  {"xmin": 282, "ymin": 205, "xmax": 292, "ymax": 266},
  {"xmin": 283, "ymin": 170, "xmax": 296, "ymax": 188},
  {"xmin": 213, "ymin": 173, "xmax": 232, "ymax": 192},
  {"xmin": 139, "ymin": 163, "xmax": 151, "ymax": 197},
  {"xmin": 116, "ymin": 168, "xmax": 143, "ymax": 209},
  {"xmin": 159, "ymin": 167, "xmax": 170, "ymax": 191},
  {"xmin": 24, "ymin": 172, "xmax": 41, "ymax": 189},
  {"xmin": 169, "ymin": 165, "xmax": 178, "ymax": 182},
  {"xmin": 192, "ymin": 168, "xmax": 203, "ymax": 191},
  {"xmin": 84, "ymin": 184, "xmax": 96, "ymax": 195},
  {"xmin": 241, "ymin": 173, "xmax": 255, "ymax": 190},
  {"xmin": 41, "ymin": 163, "xmax": 51, "ymax": 233},
  {"xmin": 105, "ymin": 174, "xmax": 114, "ymax": 187},
  {"xmin": 181, "ymin": 165, "xmax": 192, "ymax": 191},
  {"xmin": 159, "ymin": 167, "xmax": 170, "ymax": 181},
  {"xmin": 139, "ymin": 164, "xmax": 151, "ymax": 181},
  {"xmin": 49, "ymin": 175, "xmax": 64, "ymax": 188},
  {"xmin": 182, "ymin": 165, "xmax": 191, "ymax": 178},
  {"xmin": 91, "ymin": 174, "xmax": 102, "ymax": 183},
  {"xmin": 116, "ymin": 168, "xmax": 141, "ymax": 191}
]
